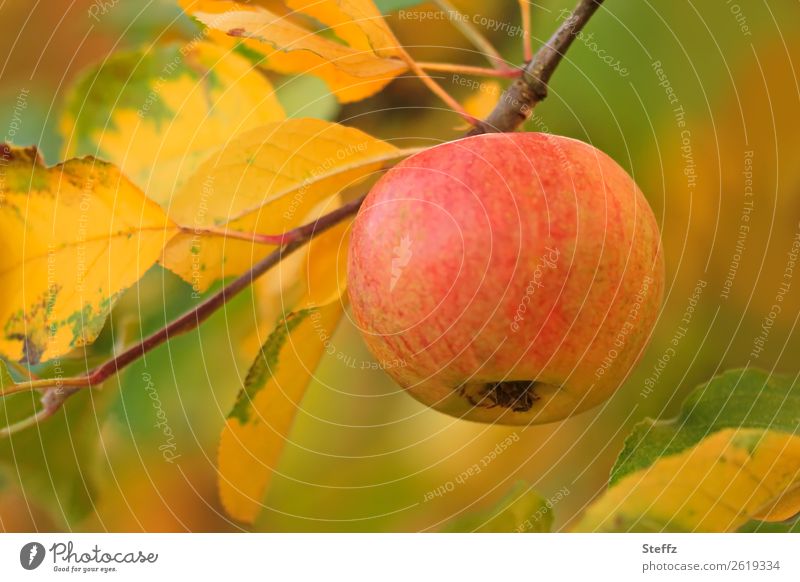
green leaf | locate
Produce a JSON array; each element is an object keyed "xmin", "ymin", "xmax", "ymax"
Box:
[
  {"xmin": 442, "ymin": 481, "xmax": 555, "ymax": 532},
  {"xmin": 612, "ymin": 368, "xmax": 800, "ymax": 485}
]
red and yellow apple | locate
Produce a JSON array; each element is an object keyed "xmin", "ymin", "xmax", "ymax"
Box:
[{"xmin": 347, "ymin": 132, "xmax": 664, "ymax": 424}]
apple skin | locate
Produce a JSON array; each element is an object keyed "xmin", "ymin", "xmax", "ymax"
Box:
[{"xmin": 347, "ymin": 132, "xmax": 664, "ymax": 425}]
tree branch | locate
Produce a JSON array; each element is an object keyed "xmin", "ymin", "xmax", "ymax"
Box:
[{"xmin": 469, "ymin": 0, "xmax": 605, "ymax": 135}]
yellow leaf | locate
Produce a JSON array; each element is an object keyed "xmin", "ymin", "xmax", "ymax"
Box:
[
  {"xmin": 60, "ymin": 41, "xmax": 285, "ymax": 207},
  {"xmin": 574, "ymin": 429, "xmax": 800, "ymax": 532},
  {"xmin": 160, "ymin": 118, "xmax": 400, "ymax": 292},
  {"xmin": 219, "ymin": 301, "xmax": 344, "ymax": 523},
  {"xmin": 0, "ymin": 145, "xmax": 176, "ymax": 363},
  {"xmin": 181, "ymin": 0, "xmax": 407, "ymax": 103}
]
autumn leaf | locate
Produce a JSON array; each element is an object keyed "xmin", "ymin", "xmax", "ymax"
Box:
[
  {"xmin": 442, "ymin": 481, "xmax": 554, "ymax": 533},
  {"xmin": 0, "ymin": 145, "xmax": 176, "ymax": 363},
  {"xmin": 181, "ymin": 0, "xmax": 408, "ymax": 103},
  {"xmin": 160, "ymin": 118, "xmax": 402, "ymax": 292},
  {"xmin": 611, "ymin": 369, "xmax": 800, "ymax": 522},
  {"xmin": 218, "ymin": 219, "xmax": 348, "ymax": 523},
  {"xmin": 574, "ymin": 429, "xmax": 800, "ymax": 532},
  {"xmin": 60, "ymin": 41, "xmax": 285, "ymax": 207}
]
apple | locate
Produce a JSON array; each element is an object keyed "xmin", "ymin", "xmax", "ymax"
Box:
[{"xmin": 347, "ymin": 132, "xmax": 664, "ymax": 425}]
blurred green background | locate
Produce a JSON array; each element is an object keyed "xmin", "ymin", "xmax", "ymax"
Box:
[{"xmin": 1, "ymin": 0, "xmax": 799, "ymax": 532}]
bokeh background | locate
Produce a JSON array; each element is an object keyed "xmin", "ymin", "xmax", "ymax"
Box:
[{"xmin": 1, "ymin": 0, "xmax": 798, "ymax": 532}]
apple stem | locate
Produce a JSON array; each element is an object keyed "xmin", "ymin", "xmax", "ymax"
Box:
[{"xmin": 469, "ymin": 0, "xmax": 606, "ymax": 135}]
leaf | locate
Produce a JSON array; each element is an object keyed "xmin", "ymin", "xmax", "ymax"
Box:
[
  {"xmin": 612, "ymin": 369, "xmax": 800, "ymax": 481},
  {"xmin": 0, "ymin": 360, "xmax": 19, "ymax": 395},
  {"xmin": 574, "ymin": 429, "xmax": 800, "ymax": 532},
  {"xmin": 442, "ymin": 481, "xmax": 554, "ymax": 533},
  {"xmin": 218, "ymin": 220, "xmax": 349, "ymax": 523},
  {"xmin": 462, "ymin": 81, "xmax": 502, "ymax": 121},
  {"xmin": 276, "ymin": 75, "xmax": 340, "ymax": 120},
  {"xmin": 181, "ymin": 0, "xmax": 408, "ymax": 103},
  {"xmin": 160, "ymin": 118, "xmax": 399, "ymax": 292},
  {"xmin": 611, "ymin": 369, "xmax": 800, "ymax": 524},
  {"xmin": 0, "ymin": 145, "xmax": 176, "ymax": 363},
  {"xmin": 219, "ymin": 303, "xmax": 343, "ymax": 523},
  {"xmin": 60, "ymin": 41, "xmax": 285, "ymax": 207},
  {"xmin": 739, "ymin": 515, "xmax": 800, "ymax": 533}
]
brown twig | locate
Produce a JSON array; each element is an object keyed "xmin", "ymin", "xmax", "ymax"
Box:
[{"xmin": 469, "ymin": 0, "xmax": 605, "ymax": 135}]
